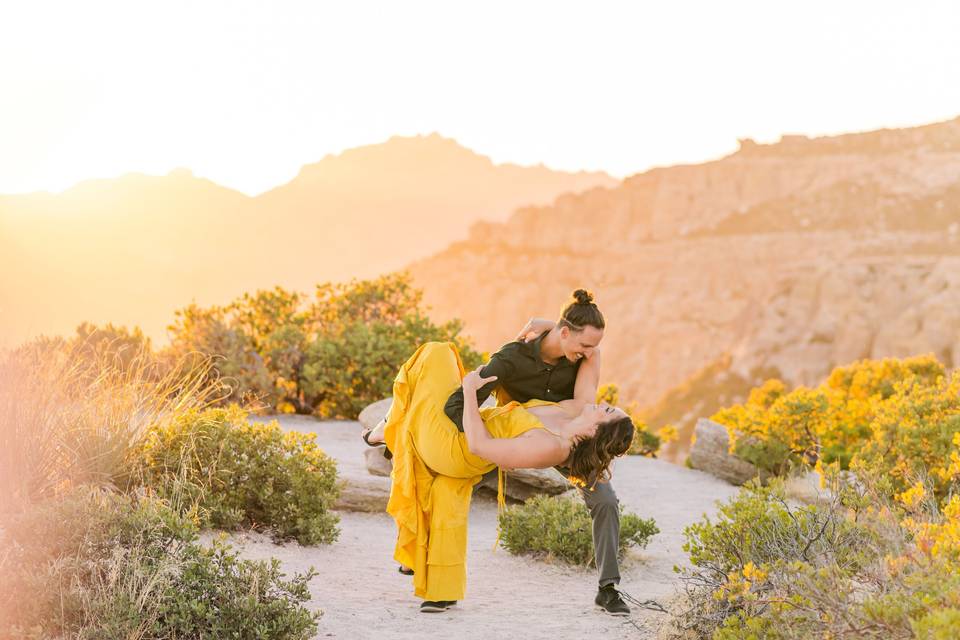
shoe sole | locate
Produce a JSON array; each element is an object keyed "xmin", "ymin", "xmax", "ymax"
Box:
[
  {"xmin": 420, "ymin": 605, "xmax": 450, "ymax": 613},
  {"xmin": 595, "ymin": 605, "xmax": 630, "ymax": 617}
]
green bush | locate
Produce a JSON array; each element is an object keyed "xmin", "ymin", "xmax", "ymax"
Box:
[
  {"xmin": 681, "ymin": 480, "xmax": 877, "ymax": 578},
  {"xmin": 134, "ymin": 404, "xmax": 340, "ymax": 545},
  {"xmin": 302, "ymin": 310, "xmax": 482, "ymax": 418},
  {"xmin": 0, "ymin": 488, "xmax": 319, "ymax": 639},
  {"xmin": 164, "ymin": 273, "xmax": 483, "ymax": 418},
  {"xmin": 497, "ymin": 494, "xmax": 658, "ymax": 566},
  {"xmin": 300, "ymin": 274, "xmax": 483, "ymax": 418},
  {"xmin": 164, "ymin": 302, "xmax": 276, "ymax": 407},
  {"xmin": 668, "ymin": 474, "xmax": 960, "ymax": 640}
]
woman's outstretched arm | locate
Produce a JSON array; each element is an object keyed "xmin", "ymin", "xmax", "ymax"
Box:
[{"xmin": 461, "ymin": 368, "xmax": 566, "ymax": 469}]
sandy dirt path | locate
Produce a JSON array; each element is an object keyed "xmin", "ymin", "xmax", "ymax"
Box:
[{"xmin": 228, "ymin": 415, "xmax": 739, "ymax": 640}]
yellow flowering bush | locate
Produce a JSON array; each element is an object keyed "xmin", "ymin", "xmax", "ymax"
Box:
[
  {"xmin": 669, "ymin": 448, "xmax": 960, "ymax": 639},
  {"xmin": 851, "ymin": 373, "xmax": 960, "ymax": 506},
  {"xmin": 673, "ymin": 356, "xmax": 960, "ymax": 638},
  {"xmin": 711, "ymin": 382, "xmax": 827, "ymax": 475},
  {"xmin": 134, "ymin": 405, "xmax": 341, "ymax": 544},
  {"xmin": 819, "ymin": 355, "xmax": 945, "ymax": 468},
  {"xmin": 710, "ymin": 355, "xmax": 958, "ymax": 491}
]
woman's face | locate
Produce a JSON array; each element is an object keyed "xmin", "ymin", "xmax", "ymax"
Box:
[{"xmin": 575, "ymin": 402, "xmax": 628, "ymax": 439}]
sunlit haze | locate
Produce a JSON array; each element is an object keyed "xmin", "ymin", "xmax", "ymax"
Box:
[{"xmin": 2, "ymin": 0, "xmax": 959, "ymax": 195}]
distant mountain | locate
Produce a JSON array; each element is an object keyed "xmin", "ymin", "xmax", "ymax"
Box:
[
  {"xmin": 406, "ymin": 117, "xmax": 960, "ymax": 459},
  {"xmin": 0, "ymin": 134, "xmax": 616, "ymax": 349}
]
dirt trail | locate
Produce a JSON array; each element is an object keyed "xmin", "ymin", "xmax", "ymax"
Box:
[{"xmin": 228, "ymin": 415, "xmax": 739, "ymax": 640}]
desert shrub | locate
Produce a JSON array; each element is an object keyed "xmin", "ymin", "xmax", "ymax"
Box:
[
  {"xmin": 497, "ymin": 494, "xmax": 658, "ymax": 566},
  {"xmin": 0, "ymin": 488, "xmax": 319, "ymax": 640},
  {"xmin": 302, "ymin": 310, "xmax": 481, "ymax": 418},
  {"xmin": 711, "ymin": 381, "xmax": 826, "ymax": 475},
  {"xmin": 819, "ymin": 354, "xmax": 946, "ymax": 469},
  {"xmin": 0, "ymin": 337, "xmax": 223, "ymax": 513},
  {"xmin": 710, "ymin": 354, "xmax": 956, "ymax": 481},
  {"xmin": 164, "ymin": 273, "xmax": 482, "ymax": 418},
  {"xmin": 668, "ymin": 470, "xmax": 960, "ymax": 640},
  {"xmin": 300, "ymin": 274, "xmax": 483, "ymax": 418},
  {"xmin": 596, "ymin": 383, "xmax": 676, "ymax": 457},
  {"xmin": 134, "ymin": 405, "xmax": 340, "ymax": 544},
  {"xmin": 165, "ymin": 302, "xmax": 276, "ymax": 407},
  {"xmin": 850, "ymin": 373, "xmax": 960, "ymax": 507}
]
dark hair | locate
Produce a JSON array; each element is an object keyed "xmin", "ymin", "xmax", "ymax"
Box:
[
  {"xmin": 558, "ymin": 289, "xmax": 605, "ymax": 332},
  {"xmin": 566, "ymin": 415, "xmax": 634, "ymax": 489}
]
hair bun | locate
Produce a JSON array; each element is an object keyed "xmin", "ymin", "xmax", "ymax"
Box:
[{"xmin": 572, "ymin": 289, "xmax": 594, "ymax": 305}]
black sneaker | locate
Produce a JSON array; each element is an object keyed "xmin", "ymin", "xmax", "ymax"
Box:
[
  {"xmin": 595, "ymin": 585, "xmax": 630, "ymax": 616},
  {"xmin": 419, "ymin": 600, "xmax": 456, "ymax": 613}
]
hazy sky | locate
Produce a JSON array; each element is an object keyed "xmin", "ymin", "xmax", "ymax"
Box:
[{"xmin": 2, "ymin": 0, "xmax": 959, "ymax": 196}]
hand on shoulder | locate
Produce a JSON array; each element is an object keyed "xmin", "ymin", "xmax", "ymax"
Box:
[{"xmin": 463, "ymin": 366, "xmax": 497, "ymax": 393}]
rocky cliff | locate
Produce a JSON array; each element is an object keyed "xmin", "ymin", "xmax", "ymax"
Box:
[{"xmin": 407, "ymin": 117, "xmax": 960, "ymax": 457}]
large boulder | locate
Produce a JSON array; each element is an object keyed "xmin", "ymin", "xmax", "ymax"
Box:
[
  {"xmin": 689, "ymin": 418, "xmax": 770, "ymax": 485},
  {"xmin": 364, "ymin": 447, "xmax": 393, "ymax": 477},
  {"xmin": 358, "ymin": 398, "xmax": 392, "ymax": 431},
  {"xmin": 474, "ymin": 467, "xmax": 570, "ymax": 502},
  {"xmin": 334, "ymin": 475, "xmax": 390, "ymax": 513}
]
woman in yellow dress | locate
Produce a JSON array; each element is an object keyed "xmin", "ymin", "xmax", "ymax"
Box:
[{"xmin": 362, "ymin": 341, "xmax": 635, "ymax": 612}]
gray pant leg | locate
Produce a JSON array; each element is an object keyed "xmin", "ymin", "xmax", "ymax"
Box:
[
  {"xmin": 577, "ymin": 478, "xmax": 621, "ymax": 587},
  {"xmin": 485, "ymin": 466, "xmax": 621, "ymax": 588}
]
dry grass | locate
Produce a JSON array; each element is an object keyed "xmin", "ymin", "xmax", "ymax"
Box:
[{"xmin": 0, "ymin": 336, "xmax": 228, "ymax": 515}]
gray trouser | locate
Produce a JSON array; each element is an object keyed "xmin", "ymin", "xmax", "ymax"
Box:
[{"xmin": 486, "ymin": 467, "xmax": 621, "ymax": 588}]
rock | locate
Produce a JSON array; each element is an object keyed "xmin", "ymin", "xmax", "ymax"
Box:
[
  {"xmin": 689, "ymin": 418, "xmax": 769, "ymax": 486},
  {"xmin": 474, "ymin": 467, "xmax": 570, "ymax": 502},
  {"xmin": 334, "ymin": 476, "xmax": 390, "ymax": 513},
  {"xmin": 364, "ymin": 447, "xmax": 393, "ymax": 477},
  {"xmin": 358, "ymin": 398, "xmax": 392, "ymax": 431}
]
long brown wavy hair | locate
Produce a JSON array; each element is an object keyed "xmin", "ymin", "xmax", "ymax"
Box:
[{"xmin": 566, "ymin": 415, "xmax": 634, "ymax": 489}]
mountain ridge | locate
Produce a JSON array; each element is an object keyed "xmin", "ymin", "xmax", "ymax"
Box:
[
  {"xmin": 0, "ymin": 134, "xmax": 617, "ymax": 350},
  {"xmin": 405, "ymin": 115, "xmax": 960, "ymax": 458}
]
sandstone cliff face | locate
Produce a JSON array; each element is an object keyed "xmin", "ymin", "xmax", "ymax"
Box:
[{"xmin": 407, "ymin": 118, "xmax": 960, "ymax": 456}]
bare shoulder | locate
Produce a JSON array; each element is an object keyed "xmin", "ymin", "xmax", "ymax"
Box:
[{"xmin": 520, "ymin": 427, "xmax": 571, "ymax": 456}]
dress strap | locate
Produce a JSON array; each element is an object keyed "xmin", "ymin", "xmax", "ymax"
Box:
[{"xmin": 493, "ymin": 467, "xmax": 507, "ymax": 551}]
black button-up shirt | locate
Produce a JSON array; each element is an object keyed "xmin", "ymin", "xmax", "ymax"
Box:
[{"xmin": 444, "ymin": 330, "xmax": 582, "ymax": 431}]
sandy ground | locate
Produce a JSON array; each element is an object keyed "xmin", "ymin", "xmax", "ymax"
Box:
[{"xmin": 230, "ymin": 415, "xmax": 740, "ymax": 640}]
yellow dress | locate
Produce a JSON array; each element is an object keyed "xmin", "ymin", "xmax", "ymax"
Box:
[{"xmin": 383, "ymin": 341, "xmax": 557, "ymax": 602}]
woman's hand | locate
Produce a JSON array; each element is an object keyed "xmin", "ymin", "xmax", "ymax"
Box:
[
  {"xmin": 516, "ymin": 317, "xmax": 555, "ymax": 342},
  {"xmin": 462, "ymin": 366, "xmax": 497, "ymax": 393}
]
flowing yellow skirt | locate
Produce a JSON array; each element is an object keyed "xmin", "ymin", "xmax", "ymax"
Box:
[{"xmin": 383, "ymin": 341, "xmax": 549, "ymax": 601}]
